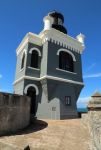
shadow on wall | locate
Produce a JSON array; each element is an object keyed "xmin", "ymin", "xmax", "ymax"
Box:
[{"xmin": 0, "ymin": 119, "xmax": 48, "ymax": 137}]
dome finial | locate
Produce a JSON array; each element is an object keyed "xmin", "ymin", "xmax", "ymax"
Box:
[{"xmin": 46, "ymin": 10, "xmax": 67, "ymax": 34}]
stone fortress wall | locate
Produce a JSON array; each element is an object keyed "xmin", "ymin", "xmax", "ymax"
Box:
[
  {"xmin": 0, "ymin": 91, "xmax": 101, "ymax": 150},
  {"xmin": 0, "ymin": 92, "xmax": 30, "ymax": 136},
  {"xmin": 81, "ymin": 91, "xmax": 101, "ymax": 150}
]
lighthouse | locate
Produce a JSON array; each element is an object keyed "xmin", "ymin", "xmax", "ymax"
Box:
[{"xmin": 14, "ymin": 11, "xmax": 85, "ymax": 119}]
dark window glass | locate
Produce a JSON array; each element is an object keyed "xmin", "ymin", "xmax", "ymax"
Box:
[
  {"xmin": 21, "ymin": 52, "xmax": 25, "ymax": 69},
  {"xmin": 31, "ymin": 51, "xmax": 38, "ymax": 68},
  {"xmin": 65, "ymin": 96, "xmax": 71, "ymax": 106},
  {"xmin": 52, "ymin": 107, "xmax": 56, "ymax": 111},
  {"xmin": 59, "ymin": 51, "xmax": 74, "ymax": 72}
]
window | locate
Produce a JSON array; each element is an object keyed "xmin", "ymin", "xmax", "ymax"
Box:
[
  {"xmin": 59, "ymin": 51, "xmax": 74, "ymax": 72},
  {"xmin": 31, "ymin": 51, "xmax": 38, "ymax": 68},
  {"xmin": 21, "ymin": 52, "xmax": 25, "ymax": 69},
  {"xmin": 52, "ymin": 107, "xmax": 56, "ymax": 111},
  {"xmin": 65, "ymin": 96, "xmax": 71, "ymax": 106}
]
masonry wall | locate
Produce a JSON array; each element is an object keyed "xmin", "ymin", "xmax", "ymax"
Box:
[
  {"xmin": 14, "ymin": 80, "xmax": 24, "ymax": 95},
  {"xmin": 47, "ymin": 41, "xmax": 83, "ymax": 82},
  {"xmin": 14, "ymin": 44, "xmax": 28, "ymax": 81},
  {"xmin": 0, "ymin": 92, "xmax": 30, "ymax": 136},
  {"xmin": 36, "ymin": 79, "xmax": 79, "ymax": 119},
  {"xmin": 81, "ymin": 110, "xmax": 101, "ymax": 150},
  {"xmin": 25, "ymin": 42, "xmax": 42, "ymax": 78}
]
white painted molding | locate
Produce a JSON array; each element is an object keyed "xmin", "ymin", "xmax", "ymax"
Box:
[
  {"xmin": 19, "ymin": 49, "xmax": 27, "ymax": 71},
  {"xmin": 76, "ymin": 33, "xmax": 85, "ymax": 47},
  {"xmin": 39, "ymin": 29, "xmax": 85, "ymax": 54},
  {"xmin": 16, "ymin": 32, "xmax": 42, "ymax": 56},
  {"xmin": 28, "ymin": 66, "xmax": 40, "ymax": 71},
  {"xmin": 57, "ymin": 48, "xmax": 76, "ymax": 62},
  {"xmin": 19, "ymin": 68, "xmax": 24, "ymax": 72},
  {"xmin": 43, "ymin": 16, "xmax": 53, "ymax": 30},
  {"xmin": 24, "ymin": 84, "xmax": 39, "ymax": 95},
  {"xmin": 13, "ymin": 75, "xmax": 84, "ymax": 86},
  {"xmin": 13, "ymin": 76, "xmax": 40, "ymax": 85},
  {"xmin": 17, "ymin": 37, "xmax": 28, "ymax": 56},
  {"xmin": 43, "ymin": 75, "xmax": 84, "ymax": 85},
  {"xmin": 29, "ymin": 47, "xmax": 41, "ymax": 56},
  {"xmin": 16, "ymin": 29, "xmax": 85, "ymax": 57},
  {"xmin": 21, "ymin": 49, "xmax": 27, "ymax": 59},
  {"xmin": 56, "ymin": 68, "xmax": 77, "ymax": 74}
]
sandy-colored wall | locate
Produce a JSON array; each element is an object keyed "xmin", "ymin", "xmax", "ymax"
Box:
[
  {"xmin": 81, "ymin": 110, "xmax": 101, "ymax": 150},
  {"xmin": 0, "ymin": 92, "xmax": 30, "ymax": 136}
]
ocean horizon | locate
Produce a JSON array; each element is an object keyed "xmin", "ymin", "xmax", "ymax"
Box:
[{"xmin": 77, "ymin": 107, "xmax": 88, "ymax": 112}]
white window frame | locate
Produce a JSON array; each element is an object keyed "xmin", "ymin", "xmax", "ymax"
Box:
[
  {"xmin": 20, "ymin": 49, "xmax": 27, "ymax": 70},
  {"xmin": 29, "ymin": 47, "xmax": 41, "ymax": 56},
  {"xmin": 24, "ymin": 84, "xmax": 39, "ymax": 95},
  {"xmin": 57, "ymin": 48, "xmax": 76, "ymax": 62}
]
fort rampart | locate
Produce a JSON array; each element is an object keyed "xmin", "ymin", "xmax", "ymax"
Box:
[{"xmin": 0, "ymin": 92, "xmax": 30, "ymax": 136}]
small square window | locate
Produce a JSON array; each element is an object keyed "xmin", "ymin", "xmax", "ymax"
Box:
[
  {"xmin": 52, "ymin": 107, "xmax": 56, "ymax": 111},
  {"xmin": 65, "ymin": 96, "xmax": 71, "ymax": 106}
]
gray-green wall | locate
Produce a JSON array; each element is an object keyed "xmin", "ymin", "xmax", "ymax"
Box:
[{"xmin": 14, "ymin": 40, "xmax": 84, "ymax": 119}]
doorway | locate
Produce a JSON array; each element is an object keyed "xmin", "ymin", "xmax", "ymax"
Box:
[{"xmin": 27, "ymin": 86, "xmax": 36, "ymax": 115}]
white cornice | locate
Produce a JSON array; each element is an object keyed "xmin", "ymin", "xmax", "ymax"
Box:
[
  {"xmin": 39, "ymin": 29, "xmax": 85, "ymax": 54},
  {"xmin": 13, "ymin": 75, "xmax": 84, "ymax": 86},
  {"xmin": 44, "ymin": 75, "xmax": 84, "ymax": 85},
  {"xmin": 16, "ymin": 29, "xmax": 85, "ymax": 56},
  {"xmin": 16, "ymin": 32, "xmax": 42, "ymax": 56}
]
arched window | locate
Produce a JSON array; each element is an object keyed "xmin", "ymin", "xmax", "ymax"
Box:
[
  {"xmin": 59, "ymin": 51, "xmax": 74, "ymax": 72},
  {"xmin": 31, "ymin": 51, "xmax": 38, "ymax": 68},
  {"xmin": 21, "ymin": 52, "xmax": 25, "ymax": 69}
]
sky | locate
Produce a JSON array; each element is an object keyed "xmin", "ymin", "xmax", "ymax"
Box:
[{"xmin": 0, "ymin": 0, "xmax": 101, "ymax": 108}]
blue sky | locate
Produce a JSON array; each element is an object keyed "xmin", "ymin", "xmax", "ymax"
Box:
[{"xmin": 0, "ymin": 0, "xmax": 101, "ymax": 108}]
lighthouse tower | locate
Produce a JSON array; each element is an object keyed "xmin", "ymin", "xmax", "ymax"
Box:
[{"xmin": 14, "ymin": 11, "xmax": 85, "ymax": 119}]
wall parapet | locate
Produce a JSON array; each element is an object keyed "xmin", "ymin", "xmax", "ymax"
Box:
[
  {"xmin": 0, "ymin": 92, "xmax": 30, "ymax": 136},
  {"xmin": 81, "ymin": 91, "xmax": 101, "ymax": 150}
]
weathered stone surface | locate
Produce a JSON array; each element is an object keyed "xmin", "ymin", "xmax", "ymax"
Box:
[
  {"xmin": 88, "ymin": 91, "xmax": 101, "ymax": 109},
  {"xmin": 0, "ymin": 92, "xmax": 30, "ymax": 136},
  {"xmin": 0, "ymin": 119, "xmax": 91, "ymax": 150},
  {"xmin": 1, "ymin": 91, "xmax": 101, "ymax": 150},
  {"xmin": 81, "ymin": 92, "xmax": 101, "ymax": 150},
  {"xmin": 85, "ymin": 111, "xmax": 101, "ymax": 150}
]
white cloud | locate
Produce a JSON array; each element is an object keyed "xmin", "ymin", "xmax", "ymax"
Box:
[
  {"xmin": 77, "ymin": 97, "xmax": 90, "ymax": 104},
  {"xmin": 0, "ymin": 74, "xmax": 2, "ymax": 79},
  {"xmin": 83, "ymin": 73, "xmax": 101, "ymax": 79},
  {"xmin": 85, "ymin": 63, "xmax": 96, "ymax": 73}
]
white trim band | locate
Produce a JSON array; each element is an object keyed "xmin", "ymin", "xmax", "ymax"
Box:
[
  {"xmin": 28, "ymin": 66, "xmax": 40, "ymax": 71},
  {"xmin": 39, "ymin": 29, "xmax": 85, "ymax": 54},
  {"xmin": 56, "ymin": 68, "xmax": 77, "ymax": 74},
  {"xmin": 16, "ymin": 29, "xmax": 85, "ymax": 56},
  {"xmin": 13, "ymin": 75, "xmax": 84, "ymax": 86},
  {"xmin": 16, "ymin": 32, "xmax": 42, "ymax": 56}
]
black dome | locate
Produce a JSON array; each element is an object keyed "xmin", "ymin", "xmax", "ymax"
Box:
[
  {"xmin": 48, "ymin": 11, "xmax": 64, "ymax": 23},
  {"xmin": 52, "ymin": 24, "xmax": 67, "ymax": 34},
  {"xmin": 48, "ymin": 11, "xmax": 67, "ymax": 34}
]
